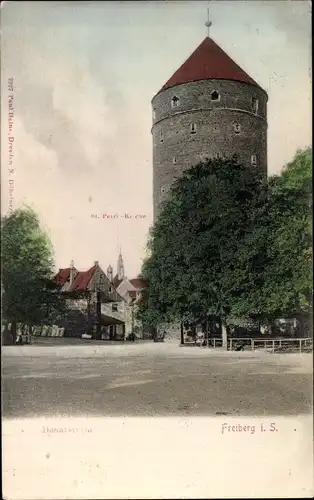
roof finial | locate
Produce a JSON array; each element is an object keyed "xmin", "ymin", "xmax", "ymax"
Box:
[{"xmin": 205, "ymin": 6, "xmax": 212, "ymax": 37}]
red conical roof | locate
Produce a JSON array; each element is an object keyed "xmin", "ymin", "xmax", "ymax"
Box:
[{"xmin": 159, "ymin": 37, "xmax": 264, "ymax": 94}]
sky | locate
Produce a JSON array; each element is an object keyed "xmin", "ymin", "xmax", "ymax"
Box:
[{"xmin": 1, "ymin": 0, "xmax": 311, "ymax": 278}]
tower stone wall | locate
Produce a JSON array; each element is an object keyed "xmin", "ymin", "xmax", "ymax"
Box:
[{"xmin": 152, "ymin": 79, "xmax": 268, "ymax": 220}]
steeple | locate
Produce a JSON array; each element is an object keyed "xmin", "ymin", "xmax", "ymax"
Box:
[{"xmin": 117, "ymin": 249, "xmax": 125, "ymax": 280}]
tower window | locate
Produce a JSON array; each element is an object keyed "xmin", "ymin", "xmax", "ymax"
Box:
[
  {"xmin": 211, "ymin": 90, "xmax": 220, "ymax": 101},
  {"xmin": 173, "ymin": 157, "xmax": 177, "ymax": 164},
  {"xmin": 251, "ymin": 154, "xmax": 257, "ymax": 166},
  {"xmin": 112, "ymin": 303, "xmax": 118, "ymax": 312},
  {"xmin": 252, "ymin": 97, "xmax": 259, "ymax": 114},
  {"xmin": 171, "ymin": 96, "xmax": 180, "ymax": 108},
  {"xmin": 190, "ymin": 123, "xmax": 197, "ymax": 134},
  {"xmin": 152, "ymin": 108, "xmax": 156, "ymax": 119},
  {"xmin": 234, "ymin": 123, "xmax": 241, "ymax": 134},
  {"xmin": 160, "ymin": 131, "xmax": 163, "ymax": 143},
  {"xmin": 160, "ymin": 186, "xmax": 166, "ymax": 194}
]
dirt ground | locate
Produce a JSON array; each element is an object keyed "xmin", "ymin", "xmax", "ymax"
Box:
[{"xmin": 2, "ymin": 340, "xmax": 313, "ymax": 418}]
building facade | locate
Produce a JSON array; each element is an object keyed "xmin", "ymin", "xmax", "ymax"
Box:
[
  {"xmin": 151, "ymin": 36, "xmax": 268, "ymax": 221},
  {"xmin": 106, "ymin": 251, "xmax": 148, "ymax": 337},
  {"xmin": 54, "ymin": 261, "xmax": 127, "ymax": 339}
]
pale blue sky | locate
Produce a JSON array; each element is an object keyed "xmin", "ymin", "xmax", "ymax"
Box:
[{"xmin": 1, "ymin": 1, "xmax": 311, "ymax": 277}]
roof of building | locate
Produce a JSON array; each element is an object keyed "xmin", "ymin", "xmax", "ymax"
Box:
[
  {"xmin": 113, "ymin": 275, "xmax": 123, "ymax": 288},
  {"xmin": 101, "ymin": 314, "xmax": 124, "ymax": 326},
  {"xmin": 54, "ymin": 268, "xmax": 76, "ymax": 286},
  {"xmin": 157, "ymin": 37, "xmax": 264, "ymax": 95},
  {"xmin": 129, "ymin": 278, "xmax": 148, "ymax": 290},
  {"xmin": 68, "ymin": 265, "xmax": 97, "ymax": 292},
  {"xmin": 53, "ymin": 264, "xmax": 125, "ymax": 302},
  {"xmin": 53, "ymin": 265, "xmax": 98, "ymax": 292}
]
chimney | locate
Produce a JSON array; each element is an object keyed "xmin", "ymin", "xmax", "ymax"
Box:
[
  {"xmin": 69, "ymin": 260, "xmax": 75, "ymax": 285},
  {"xmin": 94, "ymin": 260, "xmax": 99, "ymax": 267}
]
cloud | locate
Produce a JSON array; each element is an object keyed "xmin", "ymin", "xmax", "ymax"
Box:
[
  {"xmin": 1, "ymin": 0, "xmax": 310, "ymax": 275},
  {"xmin": 1, "ymin": 9, "xmax": 153, "ymax": 275}
]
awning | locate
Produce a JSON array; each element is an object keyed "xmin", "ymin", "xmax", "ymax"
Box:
[{"xmin": 101, "ymin": 314, "xmax": 124, "ymax": 326}]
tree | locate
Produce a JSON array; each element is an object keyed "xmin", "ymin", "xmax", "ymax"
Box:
[
  {"xmin": 218, "ymin": 148, "xmax": 312, "ymax": 325},
  {"xmin": 137, "ymin": 156, "xmax": 266, "ymax": 348},
  {"xmin": 260, "ymin": 148, "xmax": 312, "ymax": 319},
  {"xmin": 138, "ymin": 150, "xmax": 312, "ymax": 344},
  {"xmin": 1, "ymin": 206, "xmax": 62, "ymax": 342},
  {"xmin": 42, "ymin": 278, "xmax": 69, "ymax": 325}
]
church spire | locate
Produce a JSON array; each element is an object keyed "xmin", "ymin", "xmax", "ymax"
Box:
[{"xmin": 117, "ymin": 249, "xmax": 125, "ymax": 280}]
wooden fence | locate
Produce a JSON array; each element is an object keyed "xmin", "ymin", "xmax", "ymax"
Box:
[{"xmin": 207, "ymin": 337, "xmax": 312, "ymax": 352}]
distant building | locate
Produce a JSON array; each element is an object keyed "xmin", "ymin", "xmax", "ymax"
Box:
[
  {"xmin": 54, "ymin": 255, "xmax": 149, "ymax": 339},
  {"xmin": 54, "ymin": 261, "xmax": 126, "ymax": 339},
  {"xmin": 106, "ymin": 251, "xmax": 148, "ymax": 337}
]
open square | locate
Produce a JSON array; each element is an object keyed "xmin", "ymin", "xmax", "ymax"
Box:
[{"xmin": 2, "ymin": 341, "xmax": 312, "ymax": 418}]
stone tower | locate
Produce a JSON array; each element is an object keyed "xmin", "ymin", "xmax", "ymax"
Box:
[{"xmin": 151, "ymin": 36, "xmax": 268, "ymax": 221}]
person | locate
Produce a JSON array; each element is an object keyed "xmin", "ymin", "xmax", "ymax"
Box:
[
  {"xmin": 234, "ymin": 340, "xmax": 245, "ymax": 351},
  {"xmin": 16, "ymin": 333, "xmax": 23, "ymax": 345},
  {"xmin": 196, "ymin": 331, "xmax": 204, "ymax": 347}
]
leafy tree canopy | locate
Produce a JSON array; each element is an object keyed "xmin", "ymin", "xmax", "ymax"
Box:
[
  {"xmin": 138, "ymin": 156, "xmax": 266, "ymax": 329},
  {"xmin": 1, "ymin": 206, "xmax": 65, "ymax": 329},
  {"xmin": 138, "ymin": 149, "xmax": 312, "ymax": 333},
  {"xmin": 259, "ymin": 148, "xmax": 312, "ymax": 317}
]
